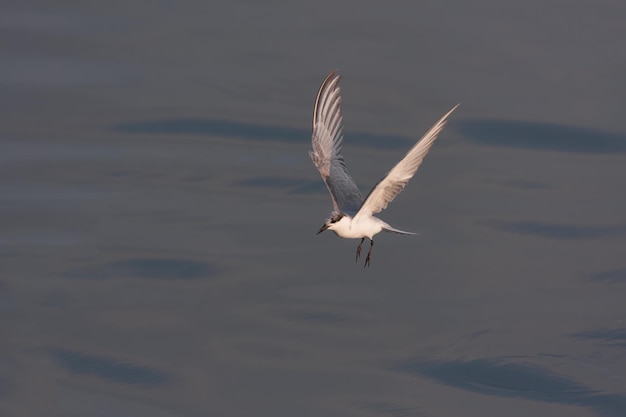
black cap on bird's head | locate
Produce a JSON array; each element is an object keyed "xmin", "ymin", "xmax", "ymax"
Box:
[{"xmin": 316, "ymin": 213, "xmax": 344, "ymax": 235}]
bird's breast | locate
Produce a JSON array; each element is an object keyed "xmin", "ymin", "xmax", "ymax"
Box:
[{"xmin": 331, "ymin": 216, "xmax": 383, "ymax": 239}]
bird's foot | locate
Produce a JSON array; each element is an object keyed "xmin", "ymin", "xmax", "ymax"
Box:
[
  {"xmin": 355, "ymin": 238, "xmax": 364, "ymax": 262},
  {"xmin": 363, "ymin": 239, "xmax": 373, "ymax": 268}
]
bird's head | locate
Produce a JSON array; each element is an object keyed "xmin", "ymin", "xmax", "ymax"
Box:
[{"xmin": 316, "ymin": 212, "xmax": 344, "ymax": 235}]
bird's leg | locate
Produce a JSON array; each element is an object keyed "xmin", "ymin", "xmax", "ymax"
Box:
[
  {"xmin": 364, "ymin": 239, "xmax": 374, "ymax": 268},
  {"xmin": 355, "ymin": 238, "xmax": 365, "ymax": 262}
]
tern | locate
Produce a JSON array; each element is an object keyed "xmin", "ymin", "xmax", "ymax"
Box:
[{"xmin": 310, "ymin": 70, "xmax": 459, "ymax": 267}]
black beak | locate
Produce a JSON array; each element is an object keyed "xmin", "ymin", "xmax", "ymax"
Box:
[{"xmin": 316, "ymin": 223, "xmax": 329, "ymax": 235}]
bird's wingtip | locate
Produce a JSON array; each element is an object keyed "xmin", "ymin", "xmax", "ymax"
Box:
[{"xmin": 440, "ymin": 103, "xmax": 461, "ymax": 120}]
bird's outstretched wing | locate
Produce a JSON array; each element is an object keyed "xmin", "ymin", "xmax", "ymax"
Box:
[
  {"xmin": 354, "ymin": 104, "xmax": 460, "ymax": 220},
  {"xmin": 309, "ymin": 70, "xmax": 363, "ymax": 215}
]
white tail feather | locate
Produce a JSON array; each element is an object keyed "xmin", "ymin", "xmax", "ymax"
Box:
[{"xmin": 382, "ymin": 225, "xmax": 416, "ymax": 235}]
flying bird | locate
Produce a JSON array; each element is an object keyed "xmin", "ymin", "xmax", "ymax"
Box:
[{"xmin": 310, "ymin": 70, "xmax": 459, "ymax": 267}]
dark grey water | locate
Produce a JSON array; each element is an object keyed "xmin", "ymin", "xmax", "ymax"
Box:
[{"xmin": 2, "ymin": 1, "xmax": 626, "ymax": 416}]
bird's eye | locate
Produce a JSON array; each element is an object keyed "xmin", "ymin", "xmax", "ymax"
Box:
[{"xmin": 330, "ymin": 215, "xmax": 343, "ymax": 224}]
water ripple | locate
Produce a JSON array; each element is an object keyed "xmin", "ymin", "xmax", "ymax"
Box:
[
  {"xmin": 67, "ymin": 258, "xmax": 216, "ymax": 280},
  {"xmin": 47, "ymin": 348, "xmax": 171, "ymax": 386},
  {"xmin": 589, "ymin": 269, "xmax": 626, "ymax": 284},
  {"xmin": 457, "ymin": 119, "xmax": 626, "ymax": 153},
  {"xmin": 483, "ymin": 220, "xmax": 626, "ymax": 240},
  {"xmin": 114, "ymin": 118, "xmax": 413, "ymax": 150},
  {"xmin": 396, "ymin": 357, "xmax": 626, "ymax": 417}
]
